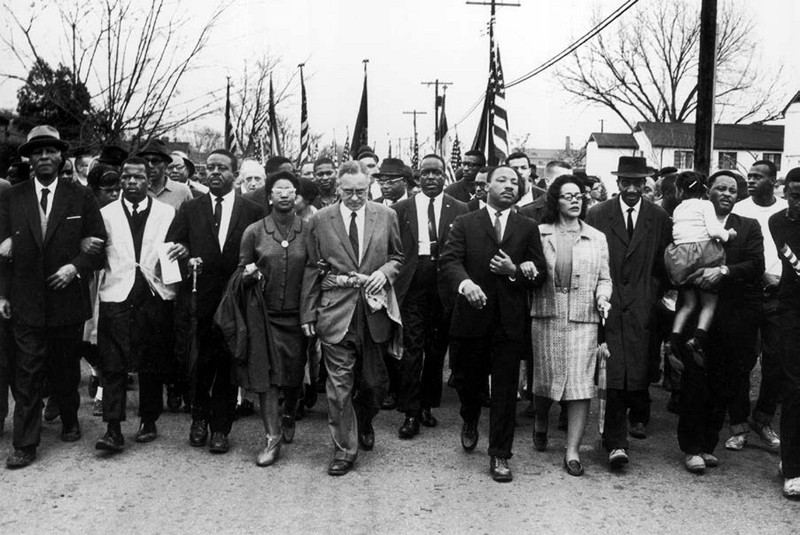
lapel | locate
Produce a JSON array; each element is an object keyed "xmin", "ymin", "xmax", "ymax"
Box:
[
  {"xmin": 608, "ymin": 199, "xmax": 630, "ymax": 247},
  {"xmin": 500, "ymin": 210, "xmax": 518, "ymax": 246},
  {"xmin": 23, "ymin": 181, "xmax": 43, "ymax": 249},
  {"xmin": 439, "ymin": 196, "xmax": 457, "ymax": 241},
  {"xmin": 626, "ymin": 201, "xmax": 652, "ymax": 258},
  {"xmin": 478, "ymin": 207, "xmax": 499, "ymax": 245},
  {"xmin": 44, "ymin": 180, "xmax": 70, "ymax": 246},
  {"xmin": 539, "ymin": 223, "xmax": 557, "ymax": 259},
  {"xmin": 223, "ymin": 194, "xmax": 243, "ymax": 253},
  {"xmin": 140, "ymin": 199, "xmax": 163, "ymax": 261},
  {"xmin": 330, "ymin": 204, "xmax": 358, "ymax": 266},
  {"xmin": 112, "ymin": 199, "xmax": 136, "ymax": 261},
  {"xmin": 406, "ymin": 199, "xmax": 419, "ymax": 242},
  {"xmin": 361, "ymin": 201, "xmax": 378, "ymax": 264},
  {"xmin": 199, "ymin": 194, "xmax": 220, "ymax": 252}
]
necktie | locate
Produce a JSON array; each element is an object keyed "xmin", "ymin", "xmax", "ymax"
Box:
[
  {"xmin": 349, "ymin": 212, "xmax": 359, "ymax": 262},
  {"xmin": 214, "ymin": 197, "xmax": 223, "ymax": 229},
  {"xmin": 626, "ymin": 207, "xmax": 635, "ymax": 239},
  {"xmin": 427, "ymin": 198, "xmax": 438, "ymax": 257},
  {"xmin": 40, "ymin": 188, "xmax": 50, "ymax": 214},
  {"xmin": 494, "ymin": 211, "xmax": 503, "ymax": 242},
  {"xmin": 132, "ymin": 201, "xmax": 139, "ymax": 217}
]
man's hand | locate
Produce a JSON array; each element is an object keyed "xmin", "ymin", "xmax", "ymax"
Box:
[
  {"xmin": 364, "ymin": 271, "xmax": 387, "ymax": 294},
  {"xmin": 489, "ymin": 249, "xmax": 517, "ymax": 277},
  {"xmin": 596, "ymin": 296, "xmax": 611, "ymax": 319},
  {"xmin": 187, "ymin": 257, "xmax": 203, "ymax": 275},
  {"xmin": 167, "ymin": 243, "xmax": 189, "ymax": 262},
  {"xmin": 519, "ymin": 261, "xmax": 538, "ymax": 280},
  {"xmin": 687, "ymin": 267, "xmax": 724, "ymax": 291},
  {"xmin": 461, "ymin": 280, "xmax": 488, "ymax": 309},
  {"xmin": 0, "ymin": 298, "xmax": 10, "ymax": 320},
  {"xmin": 301, "ymin": 322, "xmax": 316, "ymax": 337},
  {"xmin": 0, "ymin": 237, "xmax": 12, "ymax": 258},
  {"xmin": 80, "ymin": 236, "xmax": 105, "ymax": 255},
  {"xmin": 46, "ymin": 264, "xmax": 78, "ymax": 290},
  {"xmin": 763, "ymin": 272, "xmax": 780, "ymax": 289}
]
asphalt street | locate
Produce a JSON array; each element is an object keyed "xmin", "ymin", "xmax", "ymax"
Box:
[{"xmin": 1, "ymin": 370, "xmax": 798, "ymax": 534}]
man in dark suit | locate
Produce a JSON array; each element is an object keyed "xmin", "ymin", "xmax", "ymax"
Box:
[
  {"xmin": 392, "ymin": 154, "xmax": 468, "ymax": 438},
  {"xmin": 445, "ymin": 150, "xmax": 485, "ymax": 203},
  {"xmin": 507, "ymin": 152, "xmax": 546, "ymax": 207},
  {"xmin": 300, "ymin": 161, "xmax": 403, "ymax": 477},
  {"xmin": 166, "ymin": 149, "xmax": 264, "ymax": 454},
  {"xmin": 585, "ymin": 156, "xmax": 672, "ymax": 469},
  {"xmin": 676, "ymin": 171, "xmax": 764, "ymax": 473},
  {"xmin": 440, "ymin": 165, "xmax": 547, "ymax": 482},
  {"xmin": 0, "ymin": 125, "xmax": 106, "ymax": 468},
  {"xmin": 466, "ymin": 167, "xmax": 490, "ymax": 212}
]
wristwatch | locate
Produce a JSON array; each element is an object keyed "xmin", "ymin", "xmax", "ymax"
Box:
[{"xmin": 719, "ymin": 265, "xmax": 730, "ymax": 277}]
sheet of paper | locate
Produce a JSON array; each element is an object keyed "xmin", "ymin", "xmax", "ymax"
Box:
[{"xmin": 159, "ymin": 242, "xmax": 182, "ymax": 285}]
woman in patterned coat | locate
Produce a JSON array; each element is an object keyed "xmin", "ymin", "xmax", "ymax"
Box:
[{"xmin": 529, "ymin": 175, "xmax": 612, "ymax": 476}]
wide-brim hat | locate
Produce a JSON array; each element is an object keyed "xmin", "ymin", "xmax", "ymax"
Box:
[
  {"xmin": 171, "ymin": 150, "xmax": 196, "ymax": 176},
  {"xmin": 611, "ymin": 156, "xmax": 652, "ymax": 178},
  {"xmin": 374, "ymin": 158, "xmax": 407, "ymax": 178},
  {"xmin": 98, "ymin": 142, "xmax": 129, "ymax": 166},
  {"xmin": 136, "ymin": 138, "xmax": 172, "ymax": 163},
  {"xmin": 18, "ymin": 125, "xmax": 70, "ymax": 158}
]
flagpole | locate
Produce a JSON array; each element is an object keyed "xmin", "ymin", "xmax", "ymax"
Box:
[
  {"xmin": 298, "ymin": 63, "xmax": 309, "ymax": 167},
  {"xmin": 350, "ymin": 59, "xmax": 369, "ymax": 158}
]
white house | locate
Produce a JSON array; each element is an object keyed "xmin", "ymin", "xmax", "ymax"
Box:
[{"xmin": 783, "ymin": 91, "xmax": 800, "ymax": 173}]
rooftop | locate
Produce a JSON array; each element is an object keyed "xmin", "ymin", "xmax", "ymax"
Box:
[{"xmin": 634, "ymin": 121, "xmax": 784, "ymax": 151}]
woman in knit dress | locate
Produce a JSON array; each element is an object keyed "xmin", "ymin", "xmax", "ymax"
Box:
[{"xmin": 530, "ymin": 175, "xmax": 612, "ymax": 476}]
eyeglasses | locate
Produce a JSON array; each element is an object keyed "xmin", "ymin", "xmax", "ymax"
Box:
[
  {"xmin": 167, "ymin": 164, "xmax": 186, "ymax": 171},
  {"xmin": 559, "ymin": 193, "xmax": 583, "ymax": 202},
  {"xmin": 341, "ymin": 188, "xmax": 368, "ymax": 198},
  {"xmin": 377, "ymin": 176, "xmax": 405, "ymax": 184},
  {"xmin": 474, "ymin": 182, "xmax": 488, "ymax": 190},
  {"xmin": 272, "ymin": 187, "xmax": 296, "ymax": 195},
  {"xmin": 120, "ymin": 174, "xmax": 147, "ymax": 182}
]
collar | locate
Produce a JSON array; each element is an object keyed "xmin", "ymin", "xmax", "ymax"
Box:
[
  {"xmin": 486, "ymin": 204, "xmax": 513, "ymax": 218},
  {"xmin": 619, "ymin": 196, "xmax": 642, "ymax": 214},
  {"xmin": 417, "ymin": 191, "xmax": 444, "ymax": 204},
  {"xmin": 123, "ymin": 195, "xmax": 150, "ymax": 213},
  {"xmin": 149, "ymin": 176, "xmax": 172, "ymax": 195},
  {"xmin": 339, "ymin": 201, "xmax": 366, "ymax": 220},
  {"xmin": 212, "ymin": 188, "xmax": 236, "ymax": 204},
  {"xmin": 34, "ymin": 177, "xmax": 58, "ymax": 197}
]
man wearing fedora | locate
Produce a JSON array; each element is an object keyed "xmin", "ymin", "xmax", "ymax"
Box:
[
  {"xmin": 169, "ymin": 151, "xmax": 208, "ymax": 199},
  {"xmin": 373, "ymin": 158, "xmax": 410, "ymax": 206},
  {"xmin": 0, "ymin": 125, "xmax": 106, "ymax": 468},
  {"xmin": 585, "ymin": 156, "xmax": 671, "ymax": 469},
  {"xmin": 138, "ymin": 139, "xmax": 192, "ymax": 211}
]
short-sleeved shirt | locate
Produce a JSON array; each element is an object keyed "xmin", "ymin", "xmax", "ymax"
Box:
[{"xmin": 148, "ymin": 177, "xmax": 193, "ymax": 211}]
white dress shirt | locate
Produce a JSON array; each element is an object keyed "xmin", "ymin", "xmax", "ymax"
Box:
[
  {"xmin": 211, "ymin": 189, "xmax": 236, "ymax": 250},
  {"xmin": 340, "ymin": 202, "xmax": 366, "ymax": 264},
  {"xmin": 415, "ymin": 192, "xmax": 443, "ymax": 256},
  {"xmin": 34, "ymin": 178, "xmax": 59, "ymax": 218},
  {"xmin": 486, "ymin": 204, "xmax": 512, "ymax": 241},
  {"xmin": 619, "ymin": 196, "xmax": 642, "ymax": 230},
  {"xmin": 123, "ymin": 195, "xmax": 150, "ymax": 216}
]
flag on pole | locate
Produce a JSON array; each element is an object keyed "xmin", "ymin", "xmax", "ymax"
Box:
[
  {"xmin": 224, "ymin": 78, "xmax": 240, "ymax": 155},
  {"xmin": 435, "ymin": 91, "xmax": 451, "ymax": 159},
  {"xmin": 265, "ymin": 75, "xmax": 283, "ymax": 158},
  {"xmin": 298, "ymin": 65, "xmax": 309, "ymax": 166},
  {"xmin": 350, "ymin": 62, "xmax": 369, "ymax": 158},
  {"xmin": 471, "ymin": 15, "xmax": 510, "ymax": 166},
  {"xmin": 450, "ymin": 133, "xmax": 462, "ymax": 168},
  {"xmin": 341, "ymin": 127, "xmax": 351, "ymax": 165},
  {"xmin": 253, "ymin": 136, "xmax": 264, "ymax": 165}
]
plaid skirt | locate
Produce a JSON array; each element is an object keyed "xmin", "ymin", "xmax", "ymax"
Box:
[{"xmin": 532, "ymin": 291, "xmax": 597, "ymax": 401}]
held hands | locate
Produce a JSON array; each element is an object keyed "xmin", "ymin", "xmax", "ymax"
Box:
[
  {"xmin": 301, "ymin": 322, "xmax": 316, "ymax": 337},
  {"xmin": 80, "ymin": 236, "xmax": 105, "ymax": 255},
  {"xmin": 462, "ymin": 280, "xmax": 488, "ymax": 310},
  {"xmin": 489, "ymin": 249, "xmax": 517, "ymax": 278},
  {"xmin": 0, "ymin": 298, "xmax": 10, "ymax": 320},
  {"xmin": 242, "ymin": 263, "xmax": 261, "ymax": 284},
  {"xmin": 0, "ymin": 237, "xmax": 12, "ymax": 258},
  {"xmin": 167, "ymin": 243, "xmax": 189, "ymax": 262},
  {"xmin": 46, "ymin": 264, "xmax": 78, "ymax": 290},
  {"xmin": 596, "ymin": 296, "xmax": 611, "ymax": 319},
  {"xmin": 364, "ymin": 270, "xmax": 387, "ymax": 294},
  {"xmin": 519, "ymin": 261, "xmax": 538, "ymax": 280}
]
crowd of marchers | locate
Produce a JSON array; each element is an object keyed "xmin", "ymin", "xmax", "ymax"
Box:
[{"xmin": 1, "ymin": 124, "xmax": 800, "ymax": 501}]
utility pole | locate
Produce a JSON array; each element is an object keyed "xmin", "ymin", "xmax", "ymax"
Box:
[
  {"xmin": 403, "ymin": 110, "xmax": 428, "ymax": 169},
  {"xmin": 694, "ymin": 0, "xmax": 717, "ymax": 176},
  {"xmin": 421, "ymin": 79, "xmax": 453, "ymax": 143}
]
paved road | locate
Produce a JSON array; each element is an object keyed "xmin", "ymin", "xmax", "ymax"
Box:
[{"xmin": 1, "ymin": 374, "xmax": 797, "ymax": 534}]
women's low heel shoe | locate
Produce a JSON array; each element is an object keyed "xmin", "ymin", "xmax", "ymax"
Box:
[
  {"xmin": 533, "ymin": 431, "xmax": 548, "ymax": 452},
  {"xmin": 564, "ymin": 457, "xmax": 584, "ymax": 477},
  {"xmin": 256, "ymin": 435, "xmax": 282, "ymax": 467}
]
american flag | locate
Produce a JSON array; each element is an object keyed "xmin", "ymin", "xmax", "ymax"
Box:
[
  {"xmin": 253, "ymin": 135, "xmax": 264, "ymax": 164},
  {"xmin": 450, "ymin": 133, "xmax": 462, "ymax": 170},
  {"xmin": 490, "ymin": 27, "xmax": 509, "ymax": 165},
  {"xmin": 341, "ymin": 128, "xmax": 350, "ymax": 165},
  {"xmin": 298, "ymin": 64, "xmax": 309, "ymax": 166},
  {"xmin": 265, "ymin": 75, "xmax": 283, "ymax": 157},
  {"xmin": 224, "ymin": 78, "xmax": 240, "ymax": 155}
]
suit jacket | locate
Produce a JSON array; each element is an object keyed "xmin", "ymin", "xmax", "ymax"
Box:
[
  {"xmin": 0, "ymin": 179, "xmax": 106, "ymax": 326},
  {"xmin": 530, "ymin": 221, "xmax": 612, "ymax": 322},
  {"xmin": 585, "ymin": 198, "xmax": 672, "ymax": 390},
  {"xmin": 444, "ymin": 179, "xmax": 473, "ymax": 203},
  {"xmin": 440, "ymin": 208, "xmax": 547, "ymax": 341},
  {"xmin": 300, "ymin": 202, "xmax": 404, "ymax": 345},
  {"xmin": 243, "ymin": 186, "xmax": 270, "ymax": 214},
  {"xmin": 166, "ymin": 192, "xmax": 264, "ymax": 320},
  {"xmin": 99, "ymin": 197, "xmax": 177, "ymax": 303},
  {"xmin": 716, "ymin": 213, "xmax": 764, "ymax": 314},
  {"xmin": 519, "ymin": 196, "xmax": 546, "ymax": 223},
  {"xmin": 467, "ymin": 198, "xmax": 485, "ymax": 212},
  {"xmin": 391, "ymin": 193, "xmax": 468, "ymax": 304}
]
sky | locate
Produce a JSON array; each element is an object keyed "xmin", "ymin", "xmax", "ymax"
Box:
[{"xmin": 1, "ymin": 0, "xmax": 798, "ymax": 157}]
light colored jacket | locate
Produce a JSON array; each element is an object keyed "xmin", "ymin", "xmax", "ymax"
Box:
[
  {"xmin": 99, "ymin": 197, "xmax": 177, "ymax": 302},
  {"xmin": 530, "ymin": 221, "xmax": 612, "ymax": 323}
]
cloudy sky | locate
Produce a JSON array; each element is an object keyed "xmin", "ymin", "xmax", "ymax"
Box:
[{"xmin": 1, "ymin": 0, "xmax": 797, "ymax": 157}]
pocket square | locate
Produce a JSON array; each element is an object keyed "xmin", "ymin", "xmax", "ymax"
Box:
[{"xmin": 66, "ymin": 215, "xmax": 82, "ymax": 220}]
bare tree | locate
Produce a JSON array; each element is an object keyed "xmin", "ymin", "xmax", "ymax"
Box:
[
  {"xmin": 230, "ymin": 54, "xmax": 285, "ymax": 156},
  {"xmin": 184, "ymin": 126, "xmax": 223, "ymax": 155},
  {"xmin": 0, "ymin": 0, "xmax": 231, "ymax": 148},
  {"xmin": 556, "ymin": 0, "xmax": 785, "ymax": 129}
]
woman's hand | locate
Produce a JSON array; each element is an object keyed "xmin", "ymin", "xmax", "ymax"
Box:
[
  {"xmin": 519, "ymin": 261, "xmax": 538, "ymax": 280},
  {"xmin": 242, "ymin": 263, "xmax": 261, "ymax": 285},
  {"xmin": 596, "ymin": 296, "xmax": 611, "ymax": 319}
]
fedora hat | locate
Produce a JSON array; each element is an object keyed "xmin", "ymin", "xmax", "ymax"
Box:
[
  {"xmin": 171, "ymin": 150, "xmax": 196, "ymax": 177},
  {"xmin": 611, "ymin": 156, "xmax": 652, "ymax": 178},
  {"xmin": 136, "ymin": 138, "xmax": 172, "ymax": 163},
  {"xmin": 18, "ymin": 125, "xmax": 70, "ymax": 158},
  {"xmin": 374, "ymin": 158, "xmax": 407, "ymax": 179}
]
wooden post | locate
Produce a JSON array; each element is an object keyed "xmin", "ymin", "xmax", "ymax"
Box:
[{"xmin": 694, "ymin": 0, "xmax": 717, "ymax": 176}]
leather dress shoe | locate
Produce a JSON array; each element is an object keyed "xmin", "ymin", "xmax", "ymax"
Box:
[
  {"xmin": 420, "ymin": 408, "xmax": 438, "ymax": 428},
  {"xmin": 609, "ymin": 448, "xmax": 629, "ymax": 468},
  {"xmin": 398, "ymin": 416, "xmax": 420, "ymax": 439},
  {"xmin": 461, "ymin": 420, "xmax": 479, "ymax": 451},
  {"xmin": 303, "ymin": 386, "xmax": 318, "ymax": 409},
  {"xmin": 166, "ymin": 387, "xmax": 182, "ymax": 413},
  {"xmin": 256, "ymin": 434, "xmax": 282, "ymax": 467},
  {"xmin": 209, "ymin": 432, "xmax": 230, "ymax": 454},
  {"xmin": 328, "ymin": 459, "xmax": 354, "ymax": 476},
  {"xmin": 359, "ymin": 421, "xmax": 375, "ymax": 451},
  {"xmin": 135, "ymin": 421, "xmax": 158, "ymax": 443},
  {"xmin": 6, "ymin": 448, "xmax": 37, "ymax": 469},
  {"xmin": 61, "ymin": 421, "xmax": 81, "ymax": 442},
  {"xmin": 96, "ymin": 427, "xmax": 124, "ymax": 452},
  {"xmin": 281, "ymin": 414, "xmax": 296, "ymax": 444},
  {"xmin": 533, "ymin": 431, "xmax": 548, "ymax": 452},
  {"xmin": 490, "ymin": 456, "xmax": 513, "ymax": 482},
  {"xmin": 629, "ymin": 422, "xmax": 647, "ymax": 439},
  {"xmin": 189, "ymin": 419, "xmax": 209, "ymax": 447},
  {"xmin": 43, "ymin": 397, "xmax": 60, "ymax": 422},
  {"xmin": 564, "ymin": 457, "xmax": 585, "ymax": 477}
]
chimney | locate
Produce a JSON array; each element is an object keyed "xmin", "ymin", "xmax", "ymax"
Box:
[{"xmin": 565, "ymin": 136, "xmax": 571, "ymax": 151}]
